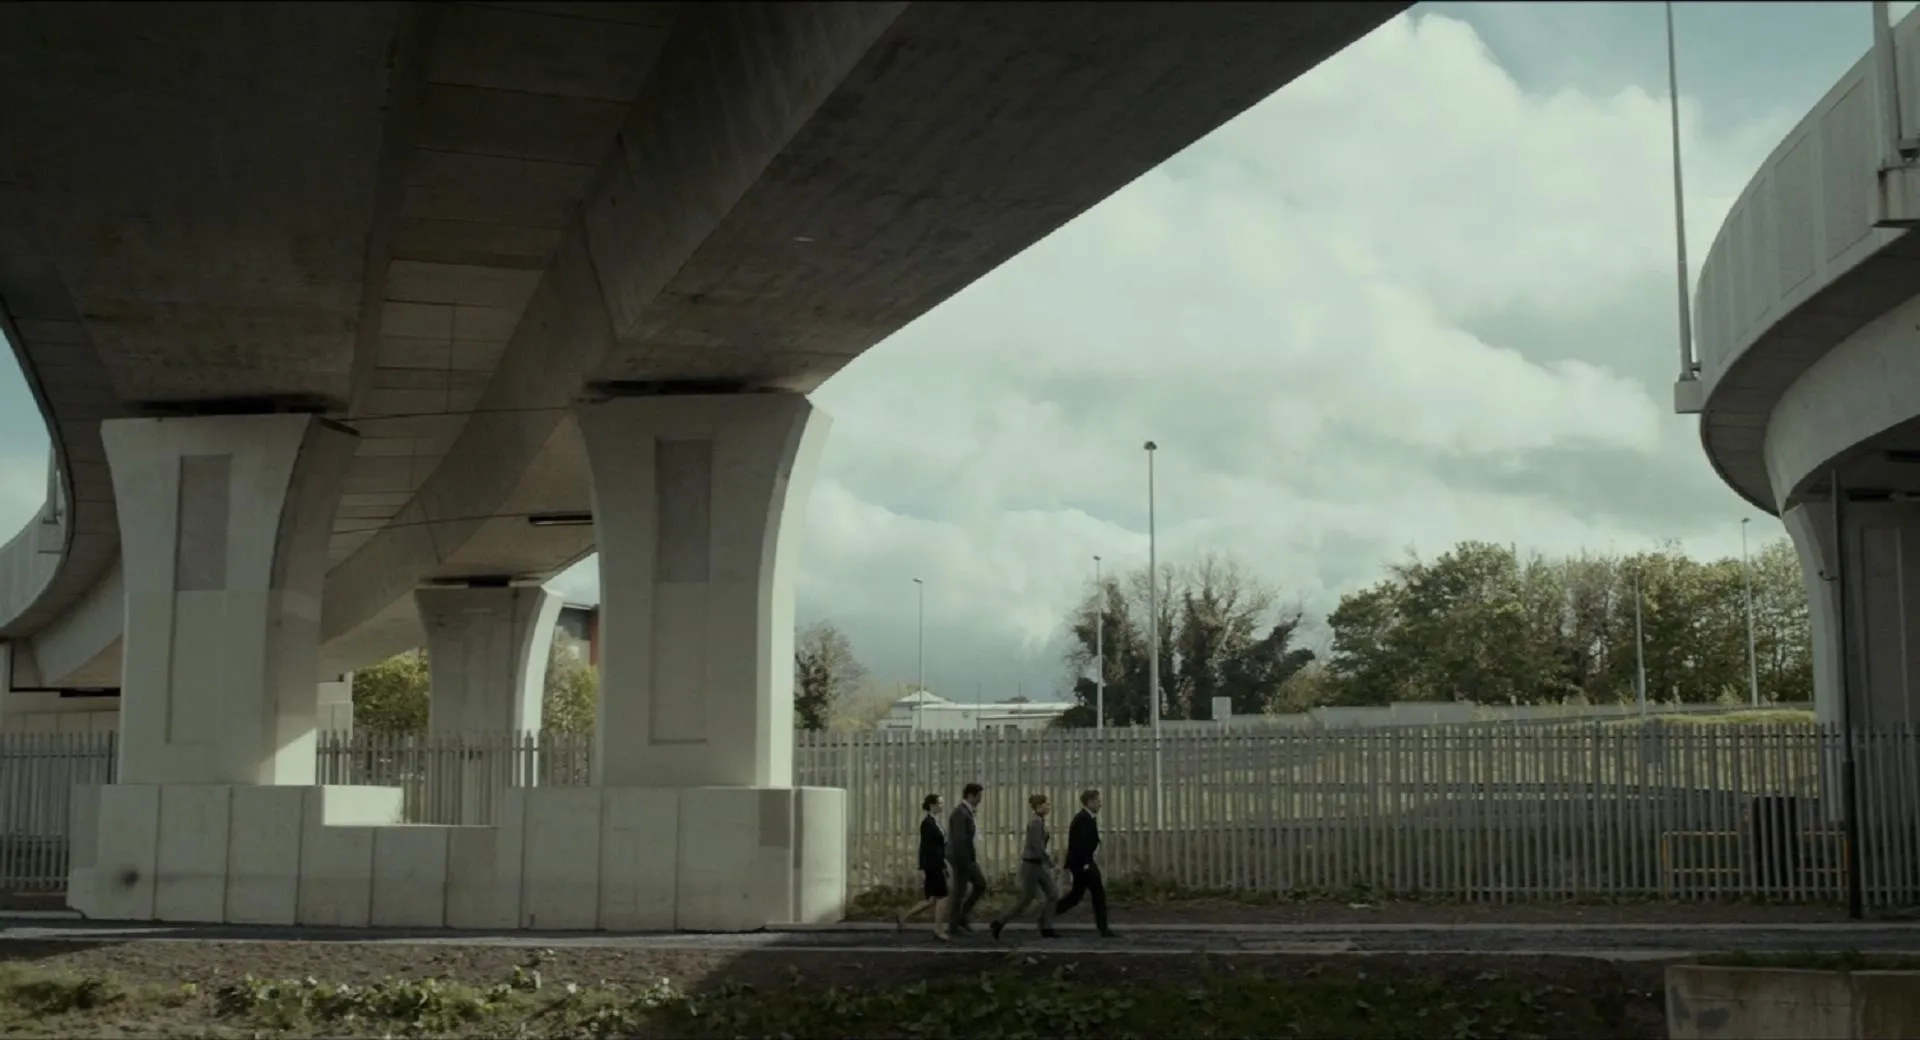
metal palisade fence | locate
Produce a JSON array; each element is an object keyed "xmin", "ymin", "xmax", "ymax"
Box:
[{"xmin": 5, "ymin": 724, "xmax": 1920, "ymax": 908}]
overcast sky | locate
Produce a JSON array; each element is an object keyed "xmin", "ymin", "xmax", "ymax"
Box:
[{"xmin": 0, "ymin": 2, "xmax": 1904, "ymax": 704}]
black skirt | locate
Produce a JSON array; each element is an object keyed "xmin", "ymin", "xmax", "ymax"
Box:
[{"xmin": 923, "ymin": 865, "xmax": 950, "ymax": 899}]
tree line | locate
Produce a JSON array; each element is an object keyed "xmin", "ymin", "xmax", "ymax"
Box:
[
  {"xmin": 1054, "ymin": 539, "xmax": 1810, "ymax": 725},
  {"xmin": 350, "ymin": 537, "xmax": 1812, "ymax": 734},
  {"xmin": 351, "ymin": 631, "xmax": 600, "ymax": 734},
  {"xmin": 351, "ymin": 622, "xmax": 885, "ymax": 734}
]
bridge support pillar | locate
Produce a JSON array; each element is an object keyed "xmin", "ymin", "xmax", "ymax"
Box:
[
  {"xmin": 415, "ymin": 584, "xmax": 561, "ymax": 822},
  {"xmin": 556, "ymin": 392, "xmax": 846, "ymax": 930},
  {"xmin": 1787, "ymin": 499, "xmax": 1920, "ymax": 841},
  {"xmin": 1788, "ymin": 500, "xmax": 1920, "ymax": 731},
  {"xmin": 103, "ymin": 413, "xmax": 356, "ymax": 785}
]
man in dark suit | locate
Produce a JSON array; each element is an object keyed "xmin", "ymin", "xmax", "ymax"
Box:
[
  {"xmin": 946, "ymin": 782, "xmax": 987, "ymax": 934},
  {"xmin": 1054, "ymin": 788, "xmax": 1115, "ymax": 937}
]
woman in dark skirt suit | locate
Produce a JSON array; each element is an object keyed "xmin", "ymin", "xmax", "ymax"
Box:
[{"xmin": 896, "ymin": 792, "xmax": 952, "ymax": 940}]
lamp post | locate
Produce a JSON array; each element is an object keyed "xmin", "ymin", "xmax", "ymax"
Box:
[
  {"xmin": 1632, "ymin": 567, "xmax": 1648, "ymax": 717},
  {"xmin": 1093, "ymin": 554, "xmax": 1105, "ymax": 733},
  {"xmin": 913, "ymin": 577, "xmax": 925, "ymax": 733},
  {"xmin": 1144, "ymin": 440, "xmax": 1163, "ymax": 828},
  {"xmin": 1742, "ymin": 518, "xmax": 1760, "ymax": 706}
]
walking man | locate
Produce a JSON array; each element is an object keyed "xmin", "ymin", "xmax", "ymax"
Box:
[
  {"xmin": 946, "ymin": 782, "xmax": 987, "ymax": 934},
  {"xmin": 990, "ymin": 792, "xmax": 1061, "ymax": 940},
  {"xmin": 1055, "ymin": 788, "xmax": 1115, "ymax": 937}
]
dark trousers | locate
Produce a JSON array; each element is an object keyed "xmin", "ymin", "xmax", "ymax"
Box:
[
  {"xmin": 1055, "ymin": 863, "xmax": 1108, "ymax": 930},
  {"xmin": 949, "ymin": 860, "xmax": 988, "ymax": 926}
]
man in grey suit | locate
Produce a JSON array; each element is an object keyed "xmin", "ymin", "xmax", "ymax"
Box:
[
  {"xmin": 990, "ymin": 792, "xmax": 1061, "ymax": 940},
  {"xmin": 946, "ymin": 782, "xmax": 987, "ymax": 934}
]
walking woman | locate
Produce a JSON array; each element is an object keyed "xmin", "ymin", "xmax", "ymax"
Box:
[
  {"xmin": 990, "ymin": 792, "xmax": 1061, "ymax": 940},
  {"xmin": 897, "ymin": 792, "xmax": 952, "ymax": 939}
]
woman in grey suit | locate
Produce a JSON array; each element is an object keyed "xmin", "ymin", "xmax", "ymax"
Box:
[{"xmin": 990, "ymin": 792, "xmax": 1061, "ymax": 940}]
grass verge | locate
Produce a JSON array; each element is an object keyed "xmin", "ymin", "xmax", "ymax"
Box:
[{"xmin": 0, "ymin": 951, "xmax": 1664, "ymax": 1039}]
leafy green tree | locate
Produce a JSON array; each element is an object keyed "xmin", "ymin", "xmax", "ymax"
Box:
[
  {"xmin": 794, "ymin": 621, "xmax": 868, "ymax": 731},
  {"xmin": 542, "ymin": 631, "xmax": 598, "ymax": 734},
  {"xmin": 351, "ymin": 650, "xmax": 429, "ymax": 734},
  {"xmin": 1323, "ymin": 538, "xmax": 1812, "ymax": 708},
  {"xmin": 1059, "ymin": 555, "xmax": 1314, "ymax": 725}
]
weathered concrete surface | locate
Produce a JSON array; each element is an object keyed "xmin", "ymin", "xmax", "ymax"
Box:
[
  {"xmin": 1667, "ymin": 964, "xmax": 1920, "ymax": 1040},
  {"xmin": 0, "ymin": 1, "xmax": 1408, "ymax": 684}
]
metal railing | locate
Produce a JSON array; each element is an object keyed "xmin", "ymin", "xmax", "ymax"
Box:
[{"xmin": 6, "ymin": 723, "xmax": 1917, "ymax": 909}]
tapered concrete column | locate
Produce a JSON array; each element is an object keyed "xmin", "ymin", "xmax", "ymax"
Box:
[
  {"xmin": 1787, "ymin": 499, "xmax": 1920, "ymax": 730},
  {"xmin": 1787, "ymin": 498, "xmax": 1920, "ymax": 844},
  {"xmin": 104, "ymin": 413, "xmax": 356, "ymax": 786},
  {"xmin": 416, "ymin": 585, "xmax": 560, "ymax": 823},
  {"xmin": 576, "ymin": 393, "xmax": 828, "ymax": 788},
  {"xmin": 416, "ymin": 585, "xmax": 560, "ymax": 734}
]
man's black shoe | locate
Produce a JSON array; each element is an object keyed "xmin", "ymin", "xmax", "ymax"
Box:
[
  {"xmin": 1040, "ymin": 929, "xmax": 1062, "ymax": 938},
  {"xmin": 989, "ymin": 920, "xmax": 1005, "ymax": 941}
]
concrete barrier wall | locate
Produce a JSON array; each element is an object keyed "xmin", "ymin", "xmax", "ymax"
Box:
[{"xmin": 1667, "ymin": 965, "xmax": 1920, "ymax": 1040}]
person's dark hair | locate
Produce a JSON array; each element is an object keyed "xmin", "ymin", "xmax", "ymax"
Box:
[
  {"xmin": 962, "ymin": 782, "xmax": 984, "ymax": 799},
  {"xmin": 1079, "ymin": 789, "xmax": 1100, "ymax": 807},
  {"xmin": 1028, "ymin": 792, "xmax": 1049, "ymax": 811},
  {"xmin": 922, "ymin": 793, "xmax": 941, "ymax": 812}
]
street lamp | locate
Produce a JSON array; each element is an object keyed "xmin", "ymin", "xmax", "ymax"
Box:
[
  {"xmin": 1144, "ymin": 440, "xmax": 1163, "ymax": 828},
  {"xmin": 913, "ymin": 577, "xmax": 925, "ymax": 733},
  {"xmin": 1632, "ymin": 566, "xmax": 1648, "ymax": 717},
  {"xmin": 1742, "ymin": 518, "xmax": 1760, "ymax": 707},
  {"xmin": 1093, "ymin": 555, "xmax": 1105, "ymax": 733}
]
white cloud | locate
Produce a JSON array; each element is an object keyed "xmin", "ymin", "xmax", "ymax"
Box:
[{"xmin": 558, "ymin": 8, "xmax": 1794, "ymax": 700}]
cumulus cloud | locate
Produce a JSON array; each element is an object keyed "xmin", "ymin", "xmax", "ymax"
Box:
[{"xmin": 758, "ymin": 8, "xmax": 1792, "ymax": 697}]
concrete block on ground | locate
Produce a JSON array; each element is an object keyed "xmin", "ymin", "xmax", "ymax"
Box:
[
  {"xmin": 597, "ymin": 787, "xmax": 679, "ymax": 931},
  {"xmin": 445, "ymin": 825, "xmax": 510, "ymax": 930},
  {"xmin": 370, "ymin": 826, "xmax": 451, "ymax": 928},
  {"xmin": 83, "ymin": 784, "xmax": 161, "ymax": 921},
  {"xmin": 154, "ymin": 785, "xmax": 232, "ymax": 922},
  {"xmin": 518, "ymin": 786, "xmax": 603, "ymax": 930},
  {"xmin": 225, "ymin": 786, "xmax": 305, "ymax": 925},
  {"xmin": 792, "ymin": 786, "xmax": 847, "ymax": 925},
  {"xmin": 1666, "ymin": 964, "xmax": 1853, "ymax": 1040}
]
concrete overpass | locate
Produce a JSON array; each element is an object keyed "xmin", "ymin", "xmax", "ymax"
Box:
[
  {"xmin": 0, "ymin": 1, "xmax": 1405, "ymax": 930},
  {"xmin": 1679, "ymin": 4, "xmax": 1920, "ymax": 735}
]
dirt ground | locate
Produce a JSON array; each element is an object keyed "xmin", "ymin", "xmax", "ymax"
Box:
[{"xmin": 0, "ymin": 939, "xmax": 1673, "ymax": 1039}]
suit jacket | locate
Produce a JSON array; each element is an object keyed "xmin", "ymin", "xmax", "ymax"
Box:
[
  {"xmin": 1020, "ymin": 813, "xmax": 1051, "ymax": 865},
  {"xmin": 1065, "ymin": 808, "xmax": 1101, "ymax": 871},
  {"xmin": 947, "ymin": 802, "xmax": 978, "ymax": 867},
  {"xmin": 917, "ymin": 813, "xmax": 946, "ymax": 873}
]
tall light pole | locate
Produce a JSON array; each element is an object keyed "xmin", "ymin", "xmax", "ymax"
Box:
[
  {"xmin": 1093, "ymin": 554, "xmax": 1105, "ymax": 733},
  {"xmin": 1742, "ymin": 518, "xmax": 1761, "ymax": 707},
  {"xmin": 913, "ymin": 577, "xmax": 925, "ymax": 733},
  {"xmin": 1664, "ymin": 0, "xmax": 1696, "ymax": 383},
  {"xmin": 1632, "ymin": 566, "xmax": 1649, "ymax": 717},
  {"xmin": 1144, "ymin": 440, "xmax": 1163, "ymax": 829}
]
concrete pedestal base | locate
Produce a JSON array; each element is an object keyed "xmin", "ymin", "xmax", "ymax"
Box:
[{"xmin": 65, "ymin": 784, "xmax": 846, "ymax": 931}]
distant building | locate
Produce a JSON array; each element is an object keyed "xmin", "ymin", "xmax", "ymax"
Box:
[
  {"xmin": 555, "ymin": 601, "xmax": 599, "ymax": 666},
  {"xmin": 877, "ymin": 690, "xmax": 1074, "ymax": 733}
]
